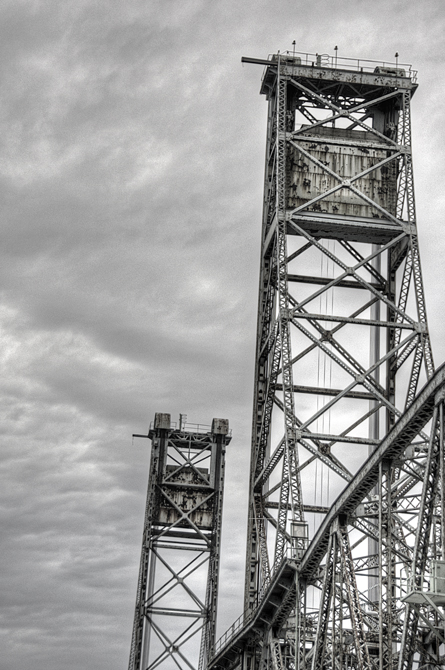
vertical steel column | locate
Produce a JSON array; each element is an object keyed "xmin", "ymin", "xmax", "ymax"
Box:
[
  {"xmin": 199, "ymin": 426, "xmax": 229, "ymax": 670},
  {"xmin": 331, "ymin": 529, "xmax": 343, "ymax": 670},
  {"xmin": 129, "ymin": 414, "xmax": 167, "ymax": 670},
  {"xmin": 378, "ymin": 459, "xmax": 394, "ymax": 670},
  {"xmin": 369, "ymin": 245, "xmax": 381, "ymax": 606},
  {"xmin": 398, "ymin": 402, "xmax": 441, "ymax": 669},
  {"xmin": 311, "ymin": 531, "xmax": 335, "ymax": 670},
  {"xmin": 440, "ymin": 401, "xmax": 445, "ymax": 562},
  {"xmin": 245, "ymin": 89, "xmax": 277, "ymax": 613},
  {"xmin": 274, "ymin": 57, "xmax": 305, "ymax": 569}
]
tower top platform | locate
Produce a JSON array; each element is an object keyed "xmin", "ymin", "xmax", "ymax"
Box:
[{"xmin": 242, "ymin": 49, "xmax": 417, "ymax": 95}]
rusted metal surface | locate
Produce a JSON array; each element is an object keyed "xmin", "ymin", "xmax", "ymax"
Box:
[{"xmin": 288, "ymin": 127, "xmax": 397, "ymax": 218}]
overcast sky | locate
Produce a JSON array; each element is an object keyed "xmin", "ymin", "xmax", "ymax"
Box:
[{"xmin": 1, "ymin": 1, "xmax": 445, "ymax": 669}]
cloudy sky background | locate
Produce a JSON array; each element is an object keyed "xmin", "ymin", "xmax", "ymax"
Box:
[{"xmin": 1, "ymin": 1, "xmax": 445, "ymax": 669}]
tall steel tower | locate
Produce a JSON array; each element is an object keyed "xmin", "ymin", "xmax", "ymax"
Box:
[
  {"xmin": 209, "ymin": 50, "xmax": 445, "ymax": 669},
  {"xmin": 128, "ymin": 414, "xmax": 231, "ymax": 670}
]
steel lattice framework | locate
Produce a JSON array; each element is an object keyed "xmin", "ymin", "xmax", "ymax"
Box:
[
  {"xmin": 208, "ymin": 50, "xmax": 445, "ymax": 670},
  {"xmin": 128, "ymin": 414, "xmax": 231, "ymax": 670}
]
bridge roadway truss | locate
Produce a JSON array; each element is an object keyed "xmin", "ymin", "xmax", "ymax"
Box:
[{"xmin": 209, "ymin": 51, "xmax": 445, "ymax": 669}]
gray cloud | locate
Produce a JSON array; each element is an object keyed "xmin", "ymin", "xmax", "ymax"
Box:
[{"xmin": 1, "ymin": 0, "xmax": 445, "ymax": 668}]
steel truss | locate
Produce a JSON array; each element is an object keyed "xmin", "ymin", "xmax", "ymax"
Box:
[
  {"xmin": 209, "ymin": 51, "xmax": 445, "ymax": 669},
  {"xmin": 128, "ymin": 414, "xmax": 231, "ymax": 670}
]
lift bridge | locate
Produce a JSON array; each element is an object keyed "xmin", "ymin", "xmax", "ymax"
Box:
[{"xmin": 128, "ymin": 49, "xmax": 445, "ymax": 670}]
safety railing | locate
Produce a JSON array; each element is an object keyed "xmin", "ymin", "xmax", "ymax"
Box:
[
  {"xmin": 266, "ymin": 49, "xmax": 417, "ymax": 83},
  {"xmin": 212, "ymin": 610, "xmax": 250, "ymax": 657},
  {"xmin": 181, "ymin": 422, "xmax": 211, "ymax": 433},
  {"xmin": 149, "ymin": 421, "xmax": 231, "ymax": 435},
  {"xmin": 211, "ymin": 547, "xmax": 303, "ymax": 659}
]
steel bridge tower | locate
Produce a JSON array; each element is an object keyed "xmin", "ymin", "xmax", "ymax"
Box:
[
  {"xmin": 128, "ymin": 413, "xmax": 231, "ymax": 670},
  {"xmin": 209, "ymin": 50, "xmax": 445, "ymax": 669}
]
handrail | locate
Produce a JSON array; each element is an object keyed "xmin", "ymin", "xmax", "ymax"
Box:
[
  {"xmin": 148, "ymin": 421, "xmax": 232, "ymax": 436},
  {"xmin": 211, "ymin": 547, "xmax": 304, "ymax": 659},
  {"xmin": 265, "ymin": 49, "xmax": 417, "ymax": 83}
]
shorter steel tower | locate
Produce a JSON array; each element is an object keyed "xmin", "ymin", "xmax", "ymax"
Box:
[{"xmin": 128, "ymin": 414, "xmax": 231, "ymax": 670}]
